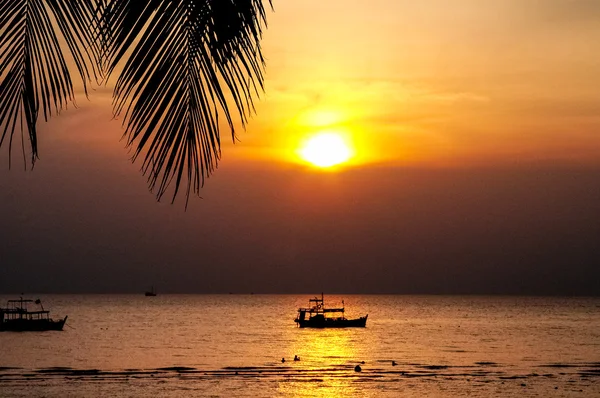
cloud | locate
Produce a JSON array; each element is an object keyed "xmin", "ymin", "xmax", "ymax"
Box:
[
  {"xmin": 2, "ymin": 161, "xmax": 600, "ymax": 294},
  {"xmin": 418, "ymin": 91, "xmax": 491, "ymax": 104},
  {"xmin": 512, "ymin": 0, "xmax": 600, "ymax": 32},
  {"xmin": 535, "ymin": 0, "xmax": 600, "ymax": 23}
]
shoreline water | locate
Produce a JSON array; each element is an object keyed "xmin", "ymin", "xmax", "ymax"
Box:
[{"xmin": 1, "ymin": 295, "xmax": 598, "ymax": 397}]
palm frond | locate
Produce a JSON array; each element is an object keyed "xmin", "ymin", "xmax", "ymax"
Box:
[
  {"xmin": 104, "ymin": 0, "xmax": 270, "ymax": 203},
  {"xmin": 0, "ymin": 0, "xmax": 100, "ymax": 167}
]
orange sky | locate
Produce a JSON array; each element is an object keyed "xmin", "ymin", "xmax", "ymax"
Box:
[
  {"xmin": 224, "ymin": 0, "xmax": 600, "ymax": 168},
  {"xmin": 18, "ymin": 0, "xmax": 599, "ymax": 171}
]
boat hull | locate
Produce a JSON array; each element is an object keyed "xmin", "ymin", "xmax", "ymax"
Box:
[
  {"xmin": 0, "ymin": 316, "xmax": 67, "ymax": 332},
  {"xmin": 296, "ymin": 315, "xmax": 368, "ymax": 328}
]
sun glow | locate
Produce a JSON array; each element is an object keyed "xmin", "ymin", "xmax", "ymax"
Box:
[{"xmin": 299, "ymin": 133, "xmax": 353, "ymax": 168}]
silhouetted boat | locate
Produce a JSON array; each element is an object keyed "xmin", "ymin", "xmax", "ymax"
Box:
[
  {"xmin": 295, "ymin": 294, "xmax": 368, "ymax": 328},
  {"xmin": 145, "ymin": 286, "xmax": 157, "ymax": 296},
  {"xmin": 0, "ymin": 298, "xmax": 67, "ymax": 332}
]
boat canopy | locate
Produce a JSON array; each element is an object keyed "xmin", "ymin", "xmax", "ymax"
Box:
[
  {"xmin": 295, "ymin": 294, "xmax": 367, "ymax": 328},
  {"xmin": 297, "ymin": 294, "xmax": 346, "ymax": 315}
]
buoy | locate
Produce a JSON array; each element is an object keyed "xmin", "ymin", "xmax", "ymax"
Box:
[
  {"xmin": 281, "ymin": 358, "xmax": 285, "ymax": 363},
  {"xmin": 354, "ymin": 365, "xmax": 362, "ymax": 372}
]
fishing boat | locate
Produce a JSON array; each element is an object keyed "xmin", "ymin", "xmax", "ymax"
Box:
[
  {"xmin": 0, "ymin": 298, "xmax": 68, "ymax": 332},
  {"xmin": 145, "ymin": 286, "xmax": 157, "ymax": 296},
  {"xmin": 295, "ymin": 294, "xmax": 368, "ymax": 328}
]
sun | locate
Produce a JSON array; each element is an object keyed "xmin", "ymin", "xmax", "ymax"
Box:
[{"xmin": 299, "ymin": 133, "xmax": 353, "ymax": 168}]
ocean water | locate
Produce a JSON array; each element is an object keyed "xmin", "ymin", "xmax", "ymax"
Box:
[{"xmin": 0, "ymin": 295, "xmax": 598, "ymax": 397}]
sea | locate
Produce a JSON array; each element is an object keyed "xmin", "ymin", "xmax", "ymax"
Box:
[{"xmin": 0, "ymin": 295, "xmax": 598, "ymax": 397}]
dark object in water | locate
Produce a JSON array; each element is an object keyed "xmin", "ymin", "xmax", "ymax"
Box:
[
  {"xmin": 392, "ymin": 361, "xmax": 397, "ymax": 366},
  {"xmin": 145, "ymin": 286, "xmax": 157, "ymax": 296},
  {"xmin": 294, "ymin": 293, "xmax": 368, "ymax": 328},
  {"xmin": 0, "ymin": 297, "xmax": 67, "ymax": 332},
  {"xmin": 294, "ymin": 355, "xmax": 300, "ymax": 361},
  {"xmin": 281, "ymin": 358, "xmax": 285, "ymax": 363},
  {"xmin": 355, "ymin": 365, "xmax": 362, "ymax": 372}
]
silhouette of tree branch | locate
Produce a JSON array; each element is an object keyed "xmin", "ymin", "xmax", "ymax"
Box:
[{"xmin": 1, "ymin": 0, "xmax": 271, "ymax": 205}]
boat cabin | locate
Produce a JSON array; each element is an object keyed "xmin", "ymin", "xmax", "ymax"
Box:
[
  {"xmin": 295, "ymin": 294, "xmax": 367, "ymax": 328},
  {"xmin": 0, "ymin": 298, "xmax": 53, "ymax": 323},
  {"xmin": 0, "ymin": 298, "xmax": 67, "ymax": 331},
  {"xmin": 296, "ymin": 294, "xmax": 347, "ymax": 323}
]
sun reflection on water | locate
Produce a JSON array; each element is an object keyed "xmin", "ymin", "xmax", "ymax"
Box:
[
  {"xmin": 277, "ymin": 311, "xmax": 369, "ymax": 397},
  {"xmin": 277, "ymin": 378, "xmax": 361, "ymax": 398},
  {"xmin": 275, "ymin": 343, "xmax": 362, "ymax": 397}
]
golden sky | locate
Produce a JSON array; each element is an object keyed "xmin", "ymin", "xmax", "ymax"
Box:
[{"xmin": 227, "ymin": 0, "xmax": 600, "ymax": 168}]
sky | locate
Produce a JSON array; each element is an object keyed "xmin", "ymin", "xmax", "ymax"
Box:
[{"xmin": 1, "ymin": 0, "xmax": 599, "ymax": 295}]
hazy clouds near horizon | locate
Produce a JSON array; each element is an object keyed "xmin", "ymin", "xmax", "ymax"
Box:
[{"xmin": 1, "ymin": 152, "xmax": 599, "ymax": 295}]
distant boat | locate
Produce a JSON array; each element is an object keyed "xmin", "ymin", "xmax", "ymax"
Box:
[
  {"xmin": 145, "ymin": 286, "xmax": 157, "ymax": 296},
  {"xmin": 294, "ymin": 293, "xmax": 368, "ymax": 328},
  {"xmin": 0, "ymin": 298, "xmax": 68, "ymax": 332}
]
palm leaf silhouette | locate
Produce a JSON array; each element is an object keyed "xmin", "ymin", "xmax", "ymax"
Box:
[
  {"xmin": 0, "ymin": 0, "xmax": 100, "ymax": 166},
  {"xmin": 104, "ymin": 0, "xmax": 269, "ymax": 203},
  {"xmin": 1, "ymin": 0, "xmax": 270, "ymax": 204}
]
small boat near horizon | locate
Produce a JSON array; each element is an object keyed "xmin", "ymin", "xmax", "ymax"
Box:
[
  {"xmin": 145, "ymin": 286, "xmax": 157, "ymax": 296},
  {"xmin": 0, "ymin": 298, "xmax": 67, "ymax": 332},
  {"xmin": 295, "ymin": 293, "xmax": 368, "ymax": 328}
]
